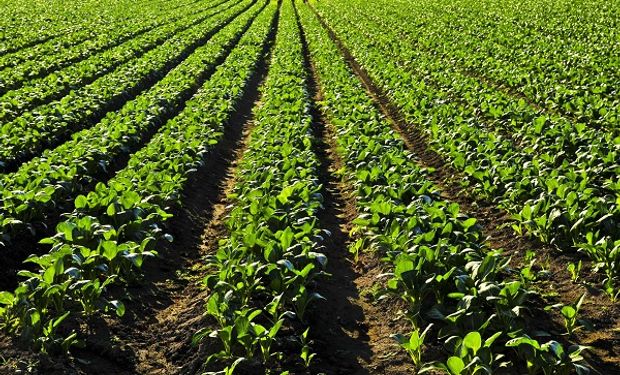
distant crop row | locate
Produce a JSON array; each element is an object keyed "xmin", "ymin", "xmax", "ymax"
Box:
[
  {"xmin": 0, "ymin": 0, "xmax": 231, "ymax": 124},
  {"xmin": 0, "ymin": 0, "xmax": 239, "ymax": 170},
  {"xmin": 0, "ymin": 0, "xmax": 203, "ymax": 79},
  {"xmin": 382, "ymin": 0, "xmax": 620, "ymax": 130},
  {"xmin": 0, "ymin": 0, "xmax": 190, "ymax": 55}
]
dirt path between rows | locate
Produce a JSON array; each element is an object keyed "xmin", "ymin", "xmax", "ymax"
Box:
[
  {"xmin": 94, "ymin": 14, "xmax": 280, "ymax": 375},
  {"xmin": 295, "ymin": 3, "xmax": 413, "ymax": 373},
  {"xmin": 305, "ymin": 88, "xmax": 413, "ymax": 375}
]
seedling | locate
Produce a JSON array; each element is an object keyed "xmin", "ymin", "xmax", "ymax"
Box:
[
  {"xmin": 566, "ymin": 261, "xmax": 582, "ymax": 283},
  {"xmin": 391, "ymin": 324, "xmax": 433, "ymax": 368}
]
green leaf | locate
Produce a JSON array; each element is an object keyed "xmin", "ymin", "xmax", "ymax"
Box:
[
  {"xmin": 561, "ymin": 305, "xmax": 576, "ymax": 319},
  {"xmin": 463, "ymin": 331, "xmax": 482, "ymax": 354},
  {"xmin": 75, "ymin": 195, "xmax": 88, "ymax": 209},
  {"xmin": 43, "ymin": 266, "xmax": 56, "ymax": 284},
  {"xmin": 506, "ymin": 336, "xmax": 540, "ymax": 349},
  {"xmin": 56, "ymin": 221, "xmax": 76, "ymax": 241},
  {"xmin": 120, "ymin": 191, "xmax": 141, "ymax": 209},
  {"xmin": 111, "ymin": 300, "xmax": 125, "ymax": 317},
  {"xmin": 484, "ymin": 331, "xmax": 503, "ymax": 347},
  {"xmin": 250, "ymin": 199, "xmax": 259, "ymax": 215},
  {"xmin": 0, "ymin": 291, "xmax": 14, "ymax": 305},
  {"xmin": 462, "ymin": 217, "xmax": 477, "ymax": 231},
  {"xmin": 280, "ymin": 226, "xmax": 294, "ymax": 250},
  {"xmin": 446, "ymin": 356, "xmax": 464, "ymax": 374},
  {"xmin": 277, "ymin": 185, "xmax": 295, "ymax": 204}
]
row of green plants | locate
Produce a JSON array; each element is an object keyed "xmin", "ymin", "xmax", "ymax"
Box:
[
  {"xmin": 0, "ymin": 0, "xmax": 261, "ymax": 250},
  {"xmin": 0, "ymin": 0, "xmax": 203, "ymax": 70},
  {"xmin": 0, "ymin": 7, "xmax": 84, "ymax": 54},
  {"xmin": 313, "ymin": 0, "xmax": 620, "ymax": 298},
  {"xmin": 377, "ymin": 0, "xmax": 620, "ymax": 133},
  {"xmin": 344, "ymin": 0, "xmax": 618, "ymax": 200},
  {"xmin": 0, "ymin": 0, "xmax": 183, "ymax": 55},
  {"xmin": 0, "ymin": 0, "xmax": 277, "ymax": 354},
  {"xmin": 0, "ymin": 0, "xmax": 232, "ymax": 123},
  {"xmin": 299, "ymin": 3, "xmax": 590, "ymax": 374},
  {"xmin": 0, "ymin": 0, "xmax": 203, "ymax": 95},
  {"xmin": 0, "ymin": 0, "xmax": 245, "ymax": 171},
  {"xmin": 0, "ymin": 0, "xmax": 143, "ymax": 58},
  {"xmin": 193, "ymin": 1, "xmax": 325, "ymax": 373}
]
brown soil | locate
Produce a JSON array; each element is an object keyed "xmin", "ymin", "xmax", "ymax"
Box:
[
  {"xmin": 306, "ymin": 3, "xmax": 620, "ymax": 373},
  {"xmin": 306, "ymin": 114, "xmax": 414, "ymax": 375}
]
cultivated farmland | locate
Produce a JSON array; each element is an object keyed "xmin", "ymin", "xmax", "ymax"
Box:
[{"xmin": 0, "ymin": 0, "xmax": 619, "ymax": 374}]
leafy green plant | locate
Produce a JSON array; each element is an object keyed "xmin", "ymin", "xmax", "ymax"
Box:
[
  {"xmin": 421, "ymin": 331, "xmax": 508, "ymax": 374},
  {"xmin": 546, "ymin": 294, "xmax": 587, "ymax": 336},
  {"xmin": 300, "ymin": 327, "xmax": 316, "ymax": 368},
  {"xmin": 567, "ymin": 260, "xmax": 582, "ymax": 283},
  {"xmin": 507, "ymin": 336, "xmax": 590, "ymax": 375},
  {"xmin": 204, "ymin": 357, "xmax": 245, "ymax": 375},
  {"xmin": 391, "ymin": 324, "xmax": 433, "ymax": 368}
]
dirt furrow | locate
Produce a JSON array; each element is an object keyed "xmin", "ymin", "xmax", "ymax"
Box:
[
  {"xmin": 294, "ymin": 3, "xmax": 413, "ymax": 374},
  {"xmin": 306, "ymin": 88, "xmax": 412, "ymax": 375},
  {"xmin": 96, "ymin": 18, "xmax": 278, "ymax": 375}
]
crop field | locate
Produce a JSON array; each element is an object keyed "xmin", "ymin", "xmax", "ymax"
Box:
[{"xmin": 0, "ymin": 0, "xmax": 619, "ymax": 373}]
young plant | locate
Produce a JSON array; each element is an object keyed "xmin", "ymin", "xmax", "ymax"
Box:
[
  {"xmin": 300, "ymin": 327, "xmax": 316, "ymax": 368},
  {"xmin": 391, "ymin": 324, "xmax": 433, "ymax": 368},
  {"xmin": 204, "ymin": 357, "xmax": 245, "ymax": 375},
  {"xmin": 545, "ymin": 293, "xmax": 587, "ymax": 336},
  {"xmin": 507, "ymin": 335, "xmax": 590, "ymax": 375},
  {"xmin": 560, "ymin": 294, "xmax": 587, "ymax": 336},
  {"xmin": 566, "ymin": 260, "xmax": 582, "ymax": 283},
  {"xmin": 420, "ymin": 331, "xmax": 508, "ymax": 374}
]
